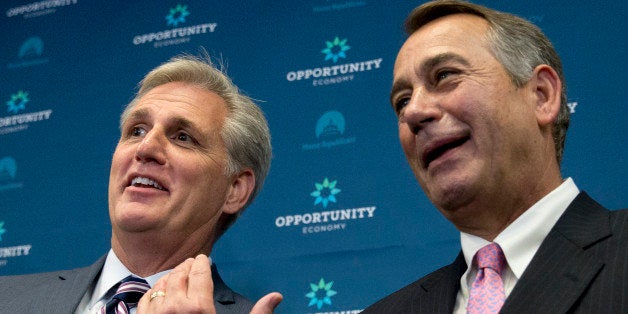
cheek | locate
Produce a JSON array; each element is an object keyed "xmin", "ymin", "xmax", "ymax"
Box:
[
  {"xmin": 109, "ymin": 146, "xmax": 137, "ymax": 193},
  {"xmin": 108, "ymin": 151, "xmax": 122, "ymax": 181},
  {"xmin": 110, "ymin": 147, "xmax": 130, "ymax": 177},
  {"xmin": 398, "ymin": 127, "xmax": 417, "ymax": 156},
  {"xmin": 182, "ymin": 164, "xmax": 220, "ymax": 195},
  {"xmin": 108, "ymin": 149, "xmax": 125, "ymax": 211}
]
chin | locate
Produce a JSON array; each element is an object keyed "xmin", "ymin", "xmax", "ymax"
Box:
[
  {"xmin": 113, "ymin": 206, "xmax": 159, "ymax": 231},
  {"xmin": 115, "ymin": 219, "xmax": 158, "ymax": 233},
  {"xmin": 425, "ymin": 173, "xmax": 479, "ymax": 211}
]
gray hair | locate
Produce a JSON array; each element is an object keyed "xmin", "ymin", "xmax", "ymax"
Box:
[
  {"xmin": 404, "ymin": 0, "xmax": 569, "ymax": 164},
  {"xmin": 120, "ymin": 55, "xmax": 272, "ymax": 233}
]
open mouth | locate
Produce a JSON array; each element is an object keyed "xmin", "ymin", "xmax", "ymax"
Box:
[
  {"xmin": 130, "ymin": 176, "xmax": 167, "ymax": 191},
  {"xmin": 423, "ymin": 136, "xmax": 469, "ymax": 168}
]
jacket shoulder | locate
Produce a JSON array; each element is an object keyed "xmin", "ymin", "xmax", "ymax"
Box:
[{"xmin": 362, "ymin": 258, "xmax": 464, "ymax": 314}]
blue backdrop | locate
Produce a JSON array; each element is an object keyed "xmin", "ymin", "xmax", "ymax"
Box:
[{"xmin": 1, "ymin": 1, "xmax": 625, "ymax": 313}]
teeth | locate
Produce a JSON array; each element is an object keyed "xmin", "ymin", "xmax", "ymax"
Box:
[{"xmin": 131, "ymin": 177, "xmax": 165, "ymax": 190}]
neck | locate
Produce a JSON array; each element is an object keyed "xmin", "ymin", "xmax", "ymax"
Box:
[
  {"xmin": 110, "ymin": 229, "xmax": 214, "ymax": 277},
  {"xmin": 456, "ymin": 165, "xmax": 563, "ymax": 241}
]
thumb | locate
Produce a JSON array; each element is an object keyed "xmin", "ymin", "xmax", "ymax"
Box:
[{"xmin": 250, "ymin": 292, "xmax": 283, "ymax": 314}]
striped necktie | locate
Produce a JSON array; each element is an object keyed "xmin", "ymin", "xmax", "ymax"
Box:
[
  {"xmin": 100, "ymin": 275, "xmax": 150, "ymax": 314},
  {"xmin": 467, "ymin": 243, "xmax": 507, "ymax": 314}
]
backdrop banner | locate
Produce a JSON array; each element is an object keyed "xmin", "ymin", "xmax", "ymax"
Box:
[{"xmin": 1, "ymin": 1, "xmax": 625, "ymax": 312}]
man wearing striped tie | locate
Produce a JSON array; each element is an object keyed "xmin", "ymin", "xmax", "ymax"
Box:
[
  {"xmin": 363, "ymin": 0, "xmax": 626, "ymax": 313},
  {"xmin": 0, "ymin": 55, "xmax": 282, "ymax": 313}
]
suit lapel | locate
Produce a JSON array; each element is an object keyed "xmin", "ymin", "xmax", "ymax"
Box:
[
  {"xmin": 47, "ymin": 256, "xmax": 106, "ymax": 312},
  {"xmin": 413, "ymin": 252, "xmax": 466, "ymax": 313},
  {"xmin": 502, "ymin": 193, "xmax": 610, "ymax": 313},
  {"xmin": 42, "ymin": 258, "xmax": 237, "ymax": 312},
  {"xmin": 211, "ymin": 263, "xmax": 236, "ymax": 306}
]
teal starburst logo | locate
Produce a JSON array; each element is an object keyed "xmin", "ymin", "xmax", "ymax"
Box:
[
  {"xmin": 321, "ymin": 37, "xmax": 351, "ymax": 63},
  {"xmin": 310, "ymin": 178, "xmax": 341, "ymax": 208},
  {"xmin": 305, "ymin": 278, "xmax": 337, "ymax": 310},
  {"xmin": 166, "ymin": 4, "xmax": 190, "ymax": 26},
  {"xmin": 6, "ymin": 91, "xmax": 29, "ymax": 114},
  {"xmin": 0, "ymin": 222, "xmax": 6, "ymax": 241}
]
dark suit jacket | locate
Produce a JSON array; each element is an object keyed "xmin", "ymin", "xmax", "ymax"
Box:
[
  {"xmin": 0, "ymin": 256, "xmax": 254, "ymax": 313},
  {"xmin": 363, "ymin": 192, "xmax": 627, "ymax": 313}
]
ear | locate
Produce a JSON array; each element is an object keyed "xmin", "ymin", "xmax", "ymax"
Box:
[
  {"xmin": 531, "ymin": 64, "xmax": 562, "ymax": 128},
  {"xmin": 221, "ymin": 169, "xmax": 255, "ymax": 215}
]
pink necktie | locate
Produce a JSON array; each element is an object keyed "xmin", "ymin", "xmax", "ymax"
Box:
[{"xmin": 467, "ymin": 243, "xmax": 506, "ymax": 314}]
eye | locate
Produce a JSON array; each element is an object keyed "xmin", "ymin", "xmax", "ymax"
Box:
[
  {"xmin": 173, "ymin": 131, "xmax": 198, "ymax": 145},
  {"xmin": 435, "ymin": 70, "xmax": 452, "ymax": 82},
  {"xmin": 434, "ymin": 69, "xmax": 458, "ymax": 83},
  {"xmin": 436, "ymin": 71, "xmax": 451, "ymax": 81},
  {"xmin": 176, "ymin": 132, "xmax": 190, "ymax": 141},
  {"xmin": 131, "ymin": 126, "xmax": 146, "ymax": 137},
  {"xmin": 394, "ymin": 97, "xmax": 410, "ymax": 115}
]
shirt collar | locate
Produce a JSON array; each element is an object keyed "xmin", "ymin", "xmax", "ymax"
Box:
[
  {"xmin": 460, "ymin": 178, "xmax": 579, "ymax": 278},
  {"xmin": 91, "ymin": 250, "xmax": 216, "ymax": 308},
  {"xmin": 90, "ymin": 249, "xmax": 133, "ymax": 307}
]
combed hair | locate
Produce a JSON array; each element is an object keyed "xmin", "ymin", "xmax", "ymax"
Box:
[
  {"xmin": 405, "ymin": 0, "xmax": 569, "ymax": 164},
  {"xmin": 120, "ymin": 55, "xmax": 272, "ymax": 234}
]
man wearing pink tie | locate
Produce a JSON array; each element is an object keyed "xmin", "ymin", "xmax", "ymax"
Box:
[{"xmin": 363, "ymin": 1, "xmax": 626, "ymax": 313}]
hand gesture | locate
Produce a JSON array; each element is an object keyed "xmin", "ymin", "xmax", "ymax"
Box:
[{"xmin": 137, "ymin": 254, "xmax": 282, "ymax": 313}]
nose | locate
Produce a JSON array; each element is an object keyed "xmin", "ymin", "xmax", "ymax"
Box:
[
  {"xmin": 135, "ymin": 129, "xmax": 167, "ymax": 165},
  {"xmin": 401, "ymin": 90, "xmax": 443, "ymax": 134}
]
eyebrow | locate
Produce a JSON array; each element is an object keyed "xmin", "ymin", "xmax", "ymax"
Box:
[
  {"xmin": 125, "ymin": 107, "xmax": 198, "ymax": 132},
  {"xmin": 125, "ymin": 108, "xmax": 149, "ymax": 126},
  {"xmin": 390, "ymin": 52, "xmax": 470, "ymax": 104}
]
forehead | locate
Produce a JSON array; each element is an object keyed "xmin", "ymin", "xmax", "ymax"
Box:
[
  {"xmin": 395, "ymin": 14, "xmax": 491, "ymax": 68},
  {"xmin": 129, "ymin": 82, "xmax": 227, "ymax": 129}
]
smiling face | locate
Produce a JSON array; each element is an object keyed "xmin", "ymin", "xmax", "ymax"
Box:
[
  {"xmin": 108, "ymin": 81, "xmax": 238, "ymax": 246},
  {"xmin": 391, "ymin": 14, "xmax": 556, "ymax": 232}
]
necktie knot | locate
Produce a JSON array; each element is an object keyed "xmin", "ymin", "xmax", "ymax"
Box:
[
  {"xmin": 101, "ymin": 275, "xmax": 150, "ymax": 314},
  {"xmin": 475, "ymin": 242, "xmax": 506, "ymax": 275}
]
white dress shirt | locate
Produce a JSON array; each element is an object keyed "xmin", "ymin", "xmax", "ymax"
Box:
[
  {"xmin": 453, "ymin": 178, "xmax": 579, "ymax": 314},
  {"xmin": 75, "ymin": 249, "xmax": 212, "ymax": 314}
]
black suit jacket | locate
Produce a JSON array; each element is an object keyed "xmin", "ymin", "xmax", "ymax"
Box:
[
  {"xmin": 0, "ymin": 255, "xmax": 254, "ymax": 313},
  {"xmin": 363, "ymin": 192, "xmax": 627, "ymax": 313}
]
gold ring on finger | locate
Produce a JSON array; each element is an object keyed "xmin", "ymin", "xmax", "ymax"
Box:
[{"xmin": 150, "ymin": 290, "xmax": 166, "ymax": 301}]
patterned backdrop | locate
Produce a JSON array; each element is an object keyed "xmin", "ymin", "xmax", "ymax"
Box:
[{"xmin": 1, "ymin": 1, "xmax": 625, "ymax": 312}]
